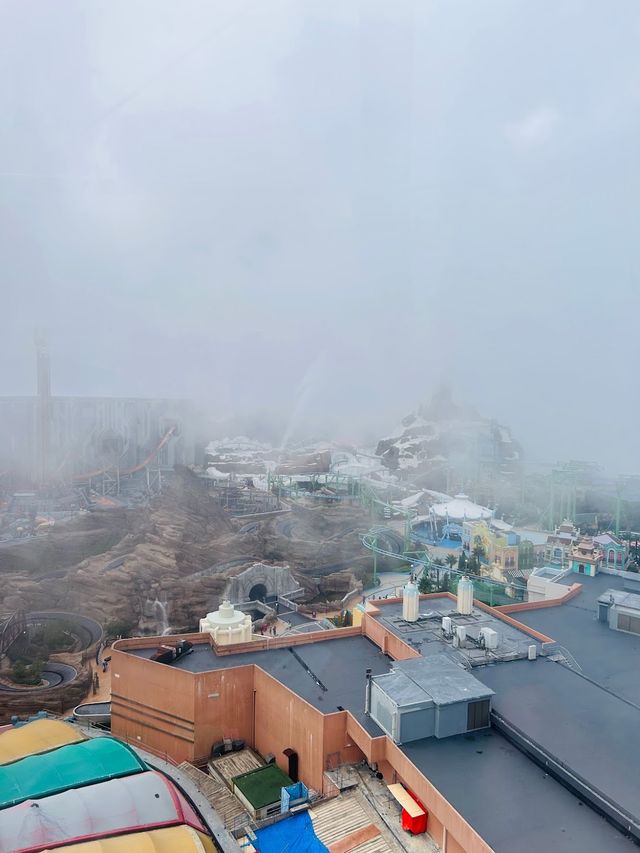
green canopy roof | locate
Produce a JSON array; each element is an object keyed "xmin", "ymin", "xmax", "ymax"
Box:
[{"xmin": 0, "ymin": 737, "xmax": 146, "ymax": 809}]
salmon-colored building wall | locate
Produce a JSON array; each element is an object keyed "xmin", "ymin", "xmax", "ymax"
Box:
[
  {"xmin": 253, "ymin": 667, "xmax": 327, "ymax": 790},
  {"xmin": 111, "ymin": 646, "xmax": 197, "ymax": 761},
  {"xmin": 112, "ymin": 645, "xmax": 367, "ymax": 789},
  {"xmin": 192, "ymin": 666, "xmax": 255, "ymax": 759},
  {"xmin": 323, "ymin": 711, "xmax": 366, "ymax": 769},
  {"xmin": 361, "ymin": 610, "xmax": 421, "ymax": 660},
  {"xmin": 111, "ymin": 639, "xmax": 255, "ymax": 763}
]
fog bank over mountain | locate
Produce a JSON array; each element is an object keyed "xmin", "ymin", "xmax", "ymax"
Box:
[{"xmin": 1, "ymin": 1, "xmax": 639, "ymax": 473}]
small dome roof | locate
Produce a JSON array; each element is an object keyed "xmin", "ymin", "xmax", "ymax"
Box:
[
  {"xmin": 204, "ymin": 600, "xmax": 247, "ymax": 627},
  {"xmin": 431, "ymin": 494, "xmax": 493, "ymax": 521}
]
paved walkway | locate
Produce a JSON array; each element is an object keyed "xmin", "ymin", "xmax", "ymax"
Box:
[{"xmin": 79, "ymin": 662, "xmax": 111, "ymax": 704}]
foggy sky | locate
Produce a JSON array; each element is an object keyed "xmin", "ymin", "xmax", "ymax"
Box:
[{"xmin": 2, "ymin": 1, "xmax": 639, "ymax": 471}]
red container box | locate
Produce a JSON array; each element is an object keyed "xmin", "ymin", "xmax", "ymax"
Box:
[{"xmin": 401, "ymin": 790, "xmax": 428, "ymax": 834}]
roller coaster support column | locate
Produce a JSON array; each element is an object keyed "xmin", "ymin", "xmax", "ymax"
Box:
[
  {"xmin": 373, "ymin": 536, "xmax": 378, "ymax": 587},
  {"xmin": 404, "ymin": 514, "xmax": 412, "ymax": 552}
]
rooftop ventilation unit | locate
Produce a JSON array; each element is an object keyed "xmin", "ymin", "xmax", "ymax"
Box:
[
  {"xmin": 442, "ymin": 616, "xmax": 452, "ymax": 636},
  {"xmin": 456, "ymin": 625, "xmax": 467, "ymax": 647},
  {"xmin": 528, "ymin": 645, "xmax": 537, "ymax": 660},
  {"xmin": 480, "ymin": 627, "xmax": 498, "ymax": 650}
]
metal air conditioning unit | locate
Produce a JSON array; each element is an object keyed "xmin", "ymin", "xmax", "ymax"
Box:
[{"xmin": 480, "ymin": 627, "xmax": 498, "ymax": 650}]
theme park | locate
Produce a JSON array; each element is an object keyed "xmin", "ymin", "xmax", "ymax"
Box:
[
  {"xmin": 1, "ymin": 2, "xmax": 638, "ymax": 850},
  {"xmin": 2, "ymin": 363, "xmax": 640, "ymax": 853}
]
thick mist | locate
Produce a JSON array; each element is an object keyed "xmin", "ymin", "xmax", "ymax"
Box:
[{"xmin": 1, "ymin": 1, "xmax": 639, "ymax": 471}]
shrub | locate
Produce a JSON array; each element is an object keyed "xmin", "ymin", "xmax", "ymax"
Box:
[{"xmin": 10, "ymin": 658, "xmax": 44, "ymax": 686}]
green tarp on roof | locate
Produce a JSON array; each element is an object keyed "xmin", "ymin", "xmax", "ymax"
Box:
[
  {"xmin": 0, "ymin": 737, "xmax": 147, "ymax": 809},
  {"xmin": 232, "ymin": 763, "xmax": 292, "ymax": 810}
]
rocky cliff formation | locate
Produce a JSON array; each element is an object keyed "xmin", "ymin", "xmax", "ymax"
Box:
[{"xmin": 0, "ymin": 469, "xmax": 369, "ymax": 633}]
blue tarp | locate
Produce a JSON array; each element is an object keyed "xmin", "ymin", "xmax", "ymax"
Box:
[
  {"xmin": 281, "ymin": 781, "xmax": 309, "ymax": 813},
  {"xmin": 254, "ymin": 811, "xmax": 328, "ymax": 853}
]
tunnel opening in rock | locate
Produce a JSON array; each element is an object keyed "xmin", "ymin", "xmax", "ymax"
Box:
[{"xmin": 249, "ymin": 583, "xmax": 268, "ymax": 602}]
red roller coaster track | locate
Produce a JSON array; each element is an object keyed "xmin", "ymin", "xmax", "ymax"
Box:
[{"xmin": 72, "ymin": 427, "xmax": 176, "ymax": 482}]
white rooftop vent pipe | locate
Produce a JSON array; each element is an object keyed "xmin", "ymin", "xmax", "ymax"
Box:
[
  {"xmin": 402, "ymin": 580, "xmax": 419, "ymax": 622},
  {"xmin": 457, "ymin": 576, "xmax": 474, "ymax": 615}
]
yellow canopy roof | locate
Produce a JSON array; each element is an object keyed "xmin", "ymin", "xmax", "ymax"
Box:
[
  {"xmin": 0, "ymin": 719, "xmax": 85, "ymax": 766},
  {"xmin": 44, "ymin": 827, "xmax": 217, "ymax": 853}
]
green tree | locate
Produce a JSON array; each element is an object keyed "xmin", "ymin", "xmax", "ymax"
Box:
[
  {"xmin": 418, "ymin": 573, "xmax": 434, "ymax": 594},
  {"xmin": 42, "ymin": 620, "xmax": 73, "ymax": 652},
  {"xmin": 440, "ymin": 572, "xmax": 451, "ymax": 593},
  {"xmin": 446, "ymin": 553, "xmax": 457, "ymax": 569},
  {"xmin": 472, "ymin": 544, "xmax": 485, "ymax": 562},
  {"xmin": 105, "ymin": 619, "xmax": 135, "ymax": 639},
  {"xmin": 11, "ymin": 661, "xmax": 26, "ymax": 682}
]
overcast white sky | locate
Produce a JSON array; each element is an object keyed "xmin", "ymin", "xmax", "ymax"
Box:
[{"xmin": 1, "ymin": 1, "xmax": 639, "ymax": 470}]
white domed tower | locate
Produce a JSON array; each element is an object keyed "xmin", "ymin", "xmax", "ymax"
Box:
[{"xmin": 199, "ymin": 600, "xmax": 253, "ymax": 645}]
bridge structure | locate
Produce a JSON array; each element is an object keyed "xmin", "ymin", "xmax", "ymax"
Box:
[{"xmin": 267, "ymin": 471, "xmax": 361, "ymax": 503}]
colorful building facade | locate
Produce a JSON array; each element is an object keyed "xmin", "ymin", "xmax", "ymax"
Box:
[
  {"xmin": 594, "ymin": 533, "xmax": 629, "ymax": 571},
  {"xmin": 462, "ymin": 520, "xmax": 525, "ymax": 577},
  {"xmin": 544, "ymin": 520, "xmax": 579, "ymax": 566},
  {"xmin": 569, "ymin": 538, "xmax": 603, "ymax": 577}
]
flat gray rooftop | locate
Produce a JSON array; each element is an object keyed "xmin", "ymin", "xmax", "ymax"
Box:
[
  {"xmin": 370, "ymin": 598, "xmax": 543, "ymax": 665},
  {"xmin": 393, "ymin": 655, "xmax": 493, "ymax": 705},
  {"xmin": 402, "ymin": 729, "xmax": 635, "ymax": 853},
  {"xmin": 515, "ymin": 572, "xmax": 640, "ymax": 704},
  {"xmin": 371, "ymin": 669, "xmax": 427, "ymax": 706},
  {"xmin": 372, "ymin": 656, "xmax": 494, "ymax": 709},
  {"xmin": 478, "ymin": 657, "xmax": 640, "ymax": 827},
  {"xmin": 129, "ymin": 635, "xmax": 390, "ymax": 733},
  {"xmin": 598, "ymin": 588, "xmax": 640, "ymax": 609}
]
